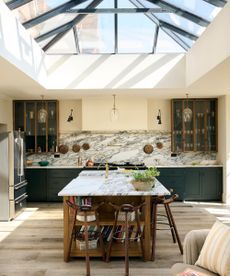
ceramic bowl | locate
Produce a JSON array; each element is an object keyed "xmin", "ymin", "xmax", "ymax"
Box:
[{"xmin": 38, "ymin": 161, "xmax": 49, "ymax": 166}]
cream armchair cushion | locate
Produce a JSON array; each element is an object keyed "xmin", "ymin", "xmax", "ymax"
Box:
[{"xmin": 195, "ymin": 220, "xmax": 230, "ymax": 276}]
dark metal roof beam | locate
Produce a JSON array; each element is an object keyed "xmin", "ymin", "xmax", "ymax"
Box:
[
  {"xmin": 23, "ymin": 0, "xmax": 89, "ymax": 29},
  {"xmin": 145, "ymin": 0, "xmax": 210, "ymax": 27},
  {"xmin": 42, "ymin": 0, "xmax": 103, "ymax": 52},
  {"xmin": 114, "ymin": 0, "xmax": 118, "ymax": 54},
  {"xmin": 65, "ymin": 8, "xmax": 171, "ymax": 13},
  {"xmin": 161, "ymin": 27, "xmax": 190, "ymax": 51},
  {"xmin": 6, "ymin": 0, "xmax": 32, "ymax": 10},
  {"xmin": 202, "ymin": 0, "xmax": 227, "ymax": 7},
  {"xmin": 152, "ymin": 25, "xmax": 159, "ymax": 53},
  {"xmin": 129, "ymin": 0, "xmax": 190, "ymax": 51},
  {"xmin": 160, "ymin": 21, "xmax": 198, "ymax": 41},
  {"xmin": 73, "ymin": 26, "xmax": 80, "ymax": 54}
]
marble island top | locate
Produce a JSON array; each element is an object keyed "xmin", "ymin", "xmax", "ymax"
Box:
[{"xmin": 58, "ymin": 170, "xmax": 170, "ymax": 196}]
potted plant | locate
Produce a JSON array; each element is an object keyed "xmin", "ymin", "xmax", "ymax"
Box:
[{"xmin": 131, "ymin": 167, "xmax": 160, "ymax": 191}]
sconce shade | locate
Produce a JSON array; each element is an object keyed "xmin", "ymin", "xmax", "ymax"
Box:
[
  {"xmin": 67, "ymin": 109, "xmax": 73, "ymax": 122},
  {"xmin": 157, "ymin": 109, "xmax": 162, "ymax": 125}
]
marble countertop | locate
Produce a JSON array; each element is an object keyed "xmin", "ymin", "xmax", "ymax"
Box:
[
  {"xmin": 26, "ymin": 164, "xmax": 223, "ymax": 169},
  {"xmin": 58, "ymin": 170, "xmax": 170, "ymax": 196}
]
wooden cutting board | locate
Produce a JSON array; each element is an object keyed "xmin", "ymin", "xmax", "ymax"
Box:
[{"xmin": 59, "ymin": 144, "xmax": 69, "ymax": 154}]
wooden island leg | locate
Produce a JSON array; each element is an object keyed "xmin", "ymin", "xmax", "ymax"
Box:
[
  {"xmin": 63, "ymin": 196, "xmax": 70, "ymax": 262},
  {"xmin": 144, "ymin": 196, "xmax": 151, "ymax": 261}
]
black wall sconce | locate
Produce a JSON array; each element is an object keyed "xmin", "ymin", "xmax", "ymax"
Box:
[
  {"xmin": 67, "ymin": 109, "xmax": 73, "ymax": 122},
  {"xmin": 156, "ymin": 109, "xmax": 162, "ymax": 125}
]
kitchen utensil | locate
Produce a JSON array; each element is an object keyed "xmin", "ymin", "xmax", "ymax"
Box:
[
  {"xmin": 156, "ymin": 142, "xmax": 163, "ymax": 149},
  {"xmin": 82, "ymin": 143, "xmax": 90, "ymax": 150},
  {"xmin": 72, "ymin": 144, "xmax": 81, "ymax": 153},
  {"xmin": 59, "ymin": 144, "xmax": 69, "ymax": 154},
  {"xmin": 143, "ymin": 144, "xmax": 153, "ymax": 154}
]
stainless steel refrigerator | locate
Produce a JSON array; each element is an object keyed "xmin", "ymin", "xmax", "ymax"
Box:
[{"xmin": 13, "ymin": 130, "xmax": 28, "ymax": 217}]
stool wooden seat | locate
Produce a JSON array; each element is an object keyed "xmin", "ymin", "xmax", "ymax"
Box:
[
  {"xmin": 66, "ymin": 200, "xmax": 105, "ymax": 276},
  {"xmin": 106, "ymin": 202, "xmax": 145, "ymax": 276},
  {"xmin": 151, "ymin": 194, "xmax": 183, "ymax": 261}
]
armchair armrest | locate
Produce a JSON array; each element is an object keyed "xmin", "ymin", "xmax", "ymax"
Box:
[{"xmin": 183, "ymin": 229, "xmax": 210, "ymax": 265}]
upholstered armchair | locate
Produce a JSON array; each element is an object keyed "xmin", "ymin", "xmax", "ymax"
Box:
[{"xmin": 171, "ymin": 229, "xmax": 219, "ymax": 276}]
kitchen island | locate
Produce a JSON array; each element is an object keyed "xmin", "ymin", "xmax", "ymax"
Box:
[{"xmin": 58, "ymin": 170, "xmax": 170, "ymax": 261}]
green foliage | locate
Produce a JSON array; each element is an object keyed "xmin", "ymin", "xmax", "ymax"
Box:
[{"xmin": 132, "ymin": 167, "xmax": 160, "ymax": 182}]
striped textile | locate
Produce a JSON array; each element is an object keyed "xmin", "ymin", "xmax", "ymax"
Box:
[{"xmin": 195, "ymin": 220, "xmax": 230, "ymax": 276}]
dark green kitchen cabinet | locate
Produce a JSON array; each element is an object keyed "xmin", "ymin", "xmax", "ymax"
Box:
[
  {"xmin": 26, "ymin": 169, "xmax": 47, "ymax": 202},
  {"xmin": 25, "ymin": 168, "xmax": 82, "ymax": 202},
  {"xmin": 46, "ymin": 169, "xmax": 81, "ymax": 202},
  {"xmin": 157, "ymin": 168, "xmax": 185, "ymax": 200},
  {"xmin": 157, "ymin": 167, "xmax": 222, "ymax": 201}
]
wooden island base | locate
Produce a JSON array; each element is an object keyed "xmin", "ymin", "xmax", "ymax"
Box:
[{"xmin": 63, "ymin": 196, "xmax": 152, "ymax": 261}]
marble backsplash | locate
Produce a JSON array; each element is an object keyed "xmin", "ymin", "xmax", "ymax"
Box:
[{"xmin": 27, "ymin": 131, "xmax": 217, "ymax": 166}]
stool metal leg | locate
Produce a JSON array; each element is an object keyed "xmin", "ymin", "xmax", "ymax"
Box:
[
  {"xmin": 165, "ymin": 204, "xmax": 183, "ymax": 255},
  {"xmin": 164, "ymin": 204, "xmax": 176, "ymax": 243}
]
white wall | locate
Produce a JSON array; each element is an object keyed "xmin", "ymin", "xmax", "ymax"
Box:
[
  {"xmin": 0, "ymin": 98, "xmax": 12, "ymax": 130},
  {"xmin": 217, "ymin": 95, "xmax": 230, "ymax": 203},
  {"xmin": 82, "ymin": 97, "xmax": 148, "ymax": 131},
  {"xmin": 186, "ymin": 1, "xmax": 230, "ymax": 86},
  {"xmin": 147, "ymin": 99, "xmax": 171, "ymax": 131},
  {"xmin": 0, "ymin": 1, "xmax": 47, "ymax": 86},
  {"xmin": 45, "ymin": 54, "xmax": 185, "ymax": 90},
  {"xmin": 59, "ymin": 100, "xmax": 82, "ymax": 133}
]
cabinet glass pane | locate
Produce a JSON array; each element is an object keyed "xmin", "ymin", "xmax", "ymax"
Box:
[
  {"xmin": 194, "ymin": 101, "xmax": 205, "ymax": 151},
  {"xmin": 206, "ymin": 100, "xmax": 216, "ymax": 151},
  {"xmin": 172, "ymin": 101, "xmax": 183, "ymax": 152},
  {"xmin": 36, "ymin": 102, "xmax": 47, "ymax": 153},
  {"xmin": 14, "ymin": 102, "xmax": 24, "ymax": 131},
  {"xmin": 47, "ymin": 102, "xmax": 57, "ymax": 152},
  {"xmin": 184, "ymin": 100, "xmax": 194, "ymax": 151},
  {"xmin": 25, "ymin": 102, "xmax": 35, "ymax": 152}
]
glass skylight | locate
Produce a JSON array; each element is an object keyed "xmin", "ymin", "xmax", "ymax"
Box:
[{"xmin": 4, "ymin": 0, "xmax": 226, "ymax": 54}]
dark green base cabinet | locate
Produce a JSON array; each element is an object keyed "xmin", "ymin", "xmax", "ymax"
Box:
[
  {"xmin": 26, "ymin": 169, "xmax": 82, "ymax": 202},
  {"xmin": 157, "ymin": 167, "xmax": 222, "ymax": 201}
]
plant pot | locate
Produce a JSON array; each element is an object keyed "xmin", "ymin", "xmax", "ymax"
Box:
[{"xmin": 131, "ymin": 178, "xmax": 156, "ymax": 191}]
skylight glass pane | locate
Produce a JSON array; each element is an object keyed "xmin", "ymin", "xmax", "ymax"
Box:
[
  {"xmin": 12, "ymin": 0, "xmax": 69, "ymax": 23},
  {"xmin": 38, "ymin": 34, "xmax": 56, "ymax": 49},
  {"xmin": 156, "ymin": 13, "xmax": 205, "ymax": 37},
  {"xmin": 118, "ymin": 14, "xmax": 156, "ymax": 53},
  {"xmin": 172, "ymin": 32, "xmax": 194, "ymax": 48},
  {"xmin": 156, "ymin": 29, "xmax": 185, "ymax": 53},
  {"xmin": 28, "ymin": 13, "xmax": 76, "ymax": 38},
  {"xmin": 46, "ymin": 30, "xmax": 77, "ymax": 54},
  {"xmin": 164, "ymin": 0, "xmax": 221, "ymax": 21},
  {"xmin": 76, "ymin": 14, "xmax": 114, "ymax": 54}
]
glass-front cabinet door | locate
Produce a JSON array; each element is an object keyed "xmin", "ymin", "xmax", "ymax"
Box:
[
  {"xmin": 47, "ymin": 101, "xmax": 58, "ymax": 153},
  {"xmin": 13, "ymin": 100, "xmax": 58, "ymax": 153},
  {"xmin": 25, "ymin": 102, "xmax": 36, "ymax": 153},
  {"xmin": 172, "ymin": 98, "xmax": 217, "ymax": 152}
]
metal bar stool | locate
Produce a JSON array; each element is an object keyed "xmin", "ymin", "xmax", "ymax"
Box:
[
  {"xmin": 106, "ymin": 202, "xmax": 145, "ymax": 276},
  {"xmin": 66, "ymin": 200, "xmax": 105, "ymax": 276},
  {"xmin": 151, "ymin": 194, "xmax": 183, "ymax": 261}
]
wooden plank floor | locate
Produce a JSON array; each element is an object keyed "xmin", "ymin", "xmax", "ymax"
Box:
[{"xmin": 0, "ymin": 202, "xmax": 229, "ymax": 276}]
